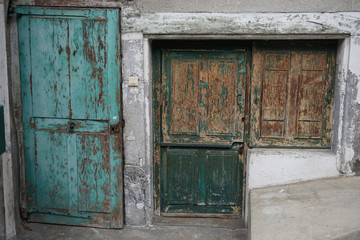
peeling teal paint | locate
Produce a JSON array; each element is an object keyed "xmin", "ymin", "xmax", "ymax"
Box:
[{"xmin": 17, "ymin": 7, "xmax": 123, "ymax": 228}]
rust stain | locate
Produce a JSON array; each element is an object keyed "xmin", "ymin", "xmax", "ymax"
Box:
[
  {"xmin": 65, "ymin": 46, "xmax": 71, "ymax": 56},
  {"xmin": 30, "ymin": 117, "xmax": 36, "ymax": 129},
  {"xmin": 58, "ymin": 46, "xmax": 63, "ymax": 55}
]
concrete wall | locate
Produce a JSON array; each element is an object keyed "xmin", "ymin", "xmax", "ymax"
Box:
[
  {"xmin": 247, "ymin": 149, "xmax": 340, "ymax": 189},
  {"xmin": 341, "ymin": 36, "xmax": 360, "ymax": 175},
  {"xmin": 122, "ymin": 33, "xmax": 153, "ymax": 225},
  {"xmin": 4, "ymin": 0, "xmax": 360, "ymax": 229},
  {"xmin": 0, "ymin": 0, "xmax": 16, "ymax": 238},
  {"xmin": 135, "ymin": 0, "xmax": 360, "ymax": 13}
]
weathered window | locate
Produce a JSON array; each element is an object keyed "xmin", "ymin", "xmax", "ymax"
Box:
[{"xmin": 249, "ymin": 41, "xmax": 336, "ymax": 148}]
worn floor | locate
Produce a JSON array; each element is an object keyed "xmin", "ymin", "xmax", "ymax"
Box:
[
  {"xmin": 10, "ymin": 222, "xmax": 247, "ymax": 240},
  {"xmin": 249, "ymin": 176, "xmax": 360, "ymax": 240}
]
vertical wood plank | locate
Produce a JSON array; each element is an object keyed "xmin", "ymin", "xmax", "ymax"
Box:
[
  {"xmin": 166, "ymin": 149, "xmax": 199, "ymax": 205},
  {"xmin": 30, "ymin": 18, "xmax": 70, "ymax": 118},
  {"xmin": 295, "ymin": 52, "xmax": 327, "ymax": 139},
  {"xmin": 106, "ymin": 9, "xmax": 123, "ymax": 228},
  {"xmin": 152, "ymin": 46, "xmax": 162, "ymax": 214},
  {"xmin": 207, "ymin": 58, "xmax": 236, "ymax": 135},
  {"xmin": 18, "ymin": 14, "xmax": 37, "ymax": 209},
  {"xmin": 70, "ymin": 19, "xmax": 108, "ymax": 120},
  {"xmin": 250, "ymin": 43, "xmax": 263, "ymax": 146},
  {"xmin": 77, "ymin": 134, "xmax": 110, "ymax": 213},
  {"xmin": 206, "ymin": 150, "xmax": 239, "ymax": 206},
  {"xmin": 286, "ymin": 51, "xmax": 300, "ymax": 138},
  {"xmin": 235, "ymin": 53, "xmax": 246, "ymax": 142},
  {"xmin": 67, "ymin": 134, "xmax": 77, "ymax": 212},
  {"xmin": 170, "ymin": 58, "xmax": 199, "ymax": 135},
  {"xmin": 322, "ymin": 50, "xmax": 336, "ymax": 146},
  {"xmin": 198, "ymin": 59, "xmax": 208, "ymax": 137},
  {"xmin": 36, "ymin": 132, "xmax": 68, "ymax": 209}
]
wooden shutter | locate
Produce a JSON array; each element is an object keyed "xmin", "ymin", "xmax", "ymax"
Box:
[{"xmin": 250, "ymin": 41, "xmax": 336, "ymax": 148}]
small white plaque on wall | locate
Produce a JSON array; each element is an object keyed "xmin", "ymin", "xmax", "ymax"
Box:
[{"xmin": 128, "ymin": 76, "xmax": 139, "ymax": 87}]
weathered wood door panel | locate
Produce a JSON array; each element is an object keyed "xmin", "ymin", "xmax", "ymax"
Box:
[
  {"xmin": 162, "ymin": 50, "xmax": 245, "ymax": 144},
  {"xmin": 159, "ymin": 49, "xmax": 246, "ymax": 215},
  {"xmin": 17, "ymin": 7, "xmax": 123, "ymax": 228},
  {"xmin": 250, "ymin": 41, "xmax": 336, "ymax": 147}
]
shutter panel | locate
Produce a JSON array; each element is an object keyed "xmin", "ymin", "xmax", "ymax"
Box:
[{"xmin": 250, "ymin": 41, "xmax": 336, "ymax": 148}]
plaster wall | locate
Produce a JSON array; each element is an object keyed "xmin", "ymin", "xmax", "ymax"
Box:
[
  {"xmin": 135, "ymin": 0, "xmax": 360, "ymax": 13},
  {"xmin": 247, "ymin": 149, "xmax": 340, "ymax": 189},
  {"xmin": 0, "ymin": 1, "xmax": 16, "ymax": 238},
  {"xmin": 0, "ymin": 154, "xmax": 4, "ymax": 238},
  {"xmin": 341, "ymin": 36, "xmax": 360, "ymax": 175},
  {"xmin": 8, "ymin": 0, "xmax": 360, "ymax": 13}
]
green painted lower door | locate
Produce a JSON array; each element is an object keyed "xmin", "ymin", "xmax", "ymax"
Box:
[
  {"xmin": 17, "ymin": 7, "xmax": 123, "ymax": 228},
  {"xmin": 160, "ymin": 49, "xmax": 246, "ymax": 215}
]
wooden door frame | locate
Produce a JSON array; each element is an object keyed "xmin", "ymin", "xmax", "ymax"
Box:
[{"xmin": 152, "ymin": 40, "xmax": 252, "ymax": 217}]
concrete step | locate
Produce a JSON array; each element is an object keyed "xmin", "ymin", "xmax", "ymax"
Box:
[{"xmin": 248, "ymin": 176, "xmax": 360, "ymax": 240}]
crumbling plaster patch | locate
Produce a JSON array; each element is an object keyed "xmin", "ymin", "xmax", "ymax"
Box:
[
  {"xmin": 340, "ymin": 36, "xmax": 360, "ymax": 175},
  {"xmin": 124, "ymin": 166, "xmax": 149, "ymax": 225},
  {"xmin": 122, "ymin": 33, "xmax": 153, "ymax": 226}
]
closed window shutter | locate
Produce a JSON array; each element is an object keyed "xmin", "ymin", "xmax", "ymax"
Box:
[{"xmin": 250, "ymin": 41, "xmax": 336, "ymax": 148}]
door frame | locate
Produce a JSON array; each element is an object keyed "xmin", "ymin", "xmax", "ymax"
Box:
[{"xmin": 152, "ymin": 40, "xmax": 252, "ymax": 218}]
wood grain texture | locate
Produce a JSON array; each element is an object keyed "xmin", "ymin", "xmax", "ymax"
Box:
[
  {"xmin": 159, "ymin": 48, "xmax": 246, "ymax": 216},
  {"xmin": 18, "ymin": 7, "xmax": 122, "ymax": 228},
  {"xmin": 250, "ymin": 41, "xmax": 336, "ymax": 147},
  {"xmin": 162, "ymin": 50, "xmax": 246, "ymax": 144}
]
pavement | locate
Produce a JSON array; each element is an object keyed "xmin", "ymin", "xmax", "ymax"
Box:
[
  {"xmin": 249, "ymin": 176, "xmax": 360, "ymax": 240},
  {"xmin": 10, "ymin": 222, "xmax": 247, "ymax": 240}
]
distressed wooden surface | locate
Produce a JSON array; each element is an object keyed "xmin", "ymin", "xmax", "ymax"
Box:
[
  {"xmin": 162, "ymin": 50, "xmax": 246, "ymax": 144},
  {"xmin": 17, "ymin": 7, "xmax": 123, "ymax": 228},
  {"xmin": 161, "ymin": 148, "xmax": 242, "ymax": 214},
  {"xmin": 250, "ymin": 41, "xmax": 336, "ymax": 147},
  {"xmin": 159, "ymin": 48, "xmax": 246, "ymax": 216}
]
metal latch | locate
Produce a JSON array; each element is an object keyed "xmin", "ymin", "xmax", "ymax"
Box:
[
  {"xmin": 68, "ymin": 121, "xmax": 77, "ymax": 132},
  {"xmin": 110, "ymin": 123, "xmax": 121, "ymax": 133},
  {"xmin": 231, "ymin": 142, "xmax": 244, "ymax": 154}
]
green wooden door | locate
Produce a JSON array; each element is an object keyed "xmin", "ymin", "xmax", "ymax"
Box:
[
  {"xmin": 159, "ymin": 49, "xmax": 246, "ymax": 215},
  {"xmin": 17, "ymin": 7, "xmax": 123, "ymax": 228}
]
